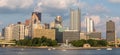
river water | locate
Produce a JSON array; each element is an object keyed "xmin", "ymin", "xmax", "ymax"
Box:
[{"xmin": 0, "ymin": 47, "xmax": 120, "ymax": 55}]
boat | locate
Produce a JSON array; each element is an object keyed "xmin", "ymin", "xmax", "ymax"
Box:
[
  {"xmin": 61, "ymin": 49, "xmax": 67, "ymax": 51},
  {"xmin": 52, "ymin": 47, "xmax": 56, "ymax": 50},
  {"xmin": 48, "ymin": 48, "xmax": 51, "ymax": 51},
  {"xmin": 106, "ymin": 48, "xmax": 112, "ymax": 50},
  {"xmin": 20, "ymin": 48, "xmax": 24, "ymax": 51},
  {"xmin": 96, "ymin": 49, "xmax": 101, "ymax": 50}
]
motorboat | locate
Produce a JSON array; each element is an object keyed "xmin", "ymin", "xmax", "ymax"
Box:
[{"xmin": 106, "ymin": 48, "xmax": 112, "ymax": 50}]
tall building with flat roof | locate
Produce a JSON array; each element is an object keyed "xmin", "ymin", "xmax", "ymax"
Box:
[
  {"xmin": 86, "ymin": 18, "xmax": 94, "ymax": 33},
  {"xmin": 12, "ymin": 22, "xmax": 25, "ymax": 40},
  {"xmin": 4, "ymin": 24, "xmax": 14, "ymax": 41},
  {"xmin": 106, "ymin": 20, "xmax": 115, "ymax": 42},
  {"xmin": 70, "ymin": 8, "xmax": 80, "ymax": 31}
]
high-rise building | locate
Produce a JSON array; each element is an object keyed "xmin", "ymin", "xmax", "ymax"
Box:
[
  {"xmin": 29, "ymin": 12, "xmax": 42, "ymax": 37},
  {"xmin": 86, "ymin": 18, "xmax": 94, "ymax": 33},
  {"xmin": 4, "ymin": 24, "xmax": 14, "ymax": 41},
  {"xmin": 12, "ymin": 22, "xmax": 25, "ymax": 40},
  {"xmin": 70, "ymin": 8, "xmax": 80, "ymax": 31},
  {"xmin": 55, "ymin": 16, "xmax": 62, "ymax": 28},
  {"xmin": 32, "ymin": 12, "xmax": 41, "ymax": 22},
  {"xmin": 106, "ymin": 20, "xmax": 115, "ymax": 42}
]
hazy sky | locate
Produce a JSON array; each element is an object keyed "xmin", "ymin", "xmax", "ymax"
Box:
[{"xmin": 0, "ymin": 0, "xmax": 120, "ymax": 38}]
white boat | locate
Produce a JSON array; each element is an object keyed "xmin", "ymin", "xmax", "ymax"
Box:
[
  {"xmin": 48, "ymin": 48, "xmax": 51, "ymax": 51},
  {"xmin": 52, "ymin": 48, "xmax": 56, "ymax": 50},
  {"xmin": 97, "ymin": 49, "xmax": 101, "ymax": 50},
  {"xmin": 61, "ymin": 49, "xmax": 67, "ymax": 51},
  {"xmin": 106, "ymin": 48, "xmax": 112, "ymax": 50},
  {"xmin": 21, "ymin": 48, "xmax": 24, "ymax": 51}
]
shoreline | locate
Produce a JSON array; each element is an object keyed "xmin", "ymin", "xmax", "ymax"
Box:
[{"xmin": 2, "ymin": 46, "xmax": 120, "ymax": 50}]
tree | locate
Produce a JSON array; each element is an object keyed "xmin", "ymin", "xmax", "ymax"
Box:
[
  {"xmin": 87, "ymin": 39, "xmax": 97, "ymax": 47},
  {"xmin": 97, "ymin": 40, "xmax": 108, "ymax": 46},
  {"xmin": 15, "ymin": 36, "xmax": 58, "ymax": 46},
  {"xmin": 70, "ymin": 39, "xmax": 108, "ymax": 47}
]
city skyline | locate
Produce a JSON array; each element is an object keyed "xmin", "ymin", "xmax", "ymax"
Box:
[{"xmin": 0, "ymin": 0, "xmax": 120, "ymax": 38}]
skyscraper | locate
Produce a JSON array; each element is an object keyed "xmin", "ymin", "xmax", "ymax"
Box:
[
  {"xmin": 70, "ymin": 8, "xmax": 80, "ymax": 31},
  {"xmin": 13, "ymin": 22, "xmax": 25, "ymax": 40},
  {"xmin": 86, "ymin": 18, "xmax": 94, "ymax": 33},
  {"xmin": 4, "ymin": 24, "xmax": 14, "ymax": 41},
  {"xmin": 106, "ymin": 20, "xmax": 115, "ymax": 42},
  {"xmin": 32, "ymin": 12, "xmax": 41, "ymax": 22},
  {"xmin": 29, "ymin": 12, "xmax": 42, "ymax": 37},
  {"xmin": 55, "ymin": 16, "xmax": 62, "ymax": 28}
]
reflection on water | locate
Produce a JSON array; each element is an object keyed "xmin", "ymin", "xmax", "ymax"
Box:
[{"xmin": 0, "ymin": 48, "xmax": 120, "ymax": 55}]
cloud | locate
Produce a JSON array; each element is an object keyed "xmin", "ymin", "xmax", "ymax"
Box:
[
  {"xmin": 93, "ymin": 5, "xmax": 109, "ymax": 12},
  {"xmin": 0, "ymin": 0, "xmax": 34, "ymax": 9},
  {"xmin": 90, "ymin": 15, "xmax": 101, "ymax": 25},
  {"xmin": 0, "ymin": 0, "xmax": 34, "ymax": 14},
  {"xmin": 110, "ymin": 17, "xmax": 120, "ymax": 22},
  {"xmin": 86, "ymin": 4, "xmax": 110, "ymax": 15},
  {"xmin": 34, "ymin": 0, "xmax": 86, "ymax": 16},
  {"xmin": 108, "ymin": 0, "xmax": 120, "ymax": 3}
]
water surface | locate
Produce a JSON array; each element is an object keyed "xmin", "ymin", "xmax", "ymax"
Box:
[{"xmin": 0, "ymin": 48, "xmax": 120, "ymax": 55}]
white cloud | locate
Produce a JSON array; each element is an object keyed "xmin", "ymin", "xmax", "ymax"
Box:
[
  {"xmin": 111, "ymin": 17, "xmax": 120, "ymax": 22},
  {"xmin": 109, "ymin": 0, "xmax": 120, "ymax": 3},
  {"xmin": 93, "ymin": 4, "xmax": 109, "ymax": 12},
  {"xmin": 0, "ymin": 0, "xmax": 34, "ymax": 9},
  {"xmin": 35, "ymin": 0, "xmax": 86, "ymax": 12},
  {"xmin": 88, "ymin": 4, "xmax": 110, "ymax": 15}
]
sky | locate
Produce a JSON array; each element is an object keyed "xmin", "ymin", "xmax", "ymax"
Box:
[{"xmin": 0, "ymin": 0, "xmax": 120, "ymax": 38}]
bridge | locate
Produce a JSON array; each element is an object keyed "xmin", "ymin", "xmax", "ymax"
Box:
[{"xmin": 0, "ymin": 40, "xmax": 15, "ymax": 47}]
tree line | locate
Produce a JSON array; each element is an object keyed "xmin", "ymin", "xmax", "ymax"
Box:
[
  {"xmin": 14, "ymin": 37, "xmax": 108, "ymax": 47},
  {"xmin": 70, "ymin": 39, "xmax": 108, "ymax": 47},
  {"xmin": 15, "ymin": 37, "xmax": 57, "ymax": 46}
]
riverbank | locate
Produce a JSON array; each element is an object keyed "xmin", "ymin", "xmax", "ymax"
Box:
[{"xmin": 2, "ymin": 46, "xmax": 120, "ymax": 50}]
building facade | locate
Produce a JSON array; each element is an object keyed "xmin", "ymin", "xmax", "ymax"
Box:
[
  {"xmin": 106, "ymin": 20, "xmax": 115, "ymax": 42},
  {"xmin": 4, "ymin": 24, "xmax": 14, "ymax": 41},
  {"xmin": 12, "ymin": 22, "xmax": 25, "ymax": 40},
  {"xmin": 55, "ymin": 16, "xmax": 62, "ymax": 28},
  {"xmin": 86, "ymin": 18, "xmax": 94, "ymax": 33},
  {"xmin": 70, "ymin": 8, "xmax": 81, "ymax": 31},
  {"xmin": 88, "ymin": 32, "xmax": 101, "ymax": 40},
  {"xmin": 63, "ymin": 30, "xmax": 80, "ymax": 42},
  {"xmin": 29, "ymin": 12, "xmax": 42, "ymax": 38},
  {"xmin": 80, "ymin": 32, "xmax": 87, "ymax": 40},
  {"xmin": 33, "ymin": 29, "xmax": 55, "ymax": 40},
  {"xmin": 32, "ymin": 12, "xmax": 42, "ymax": 22}
]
